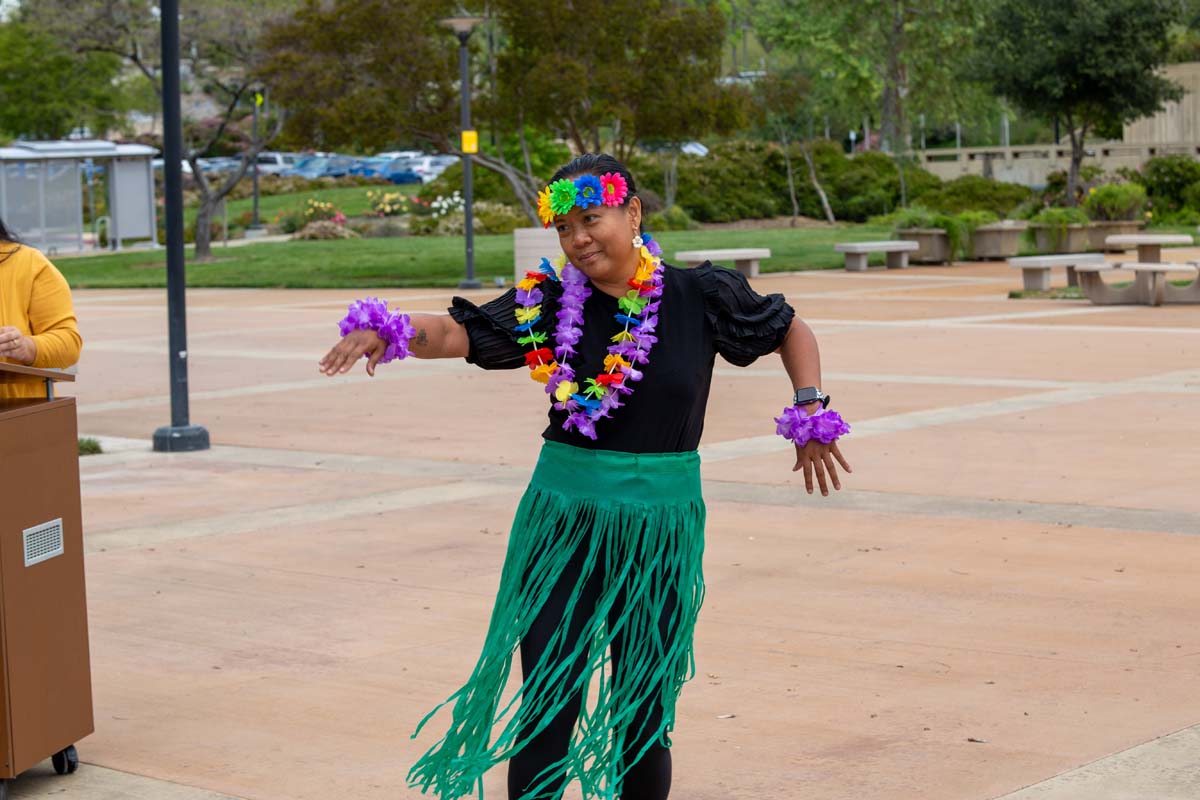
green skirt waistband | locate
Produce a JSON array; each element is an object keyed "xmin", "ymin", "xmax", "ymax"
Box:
[{"xmin": 531, "ymin": 440, "xmax": 702, "ymax": 504}]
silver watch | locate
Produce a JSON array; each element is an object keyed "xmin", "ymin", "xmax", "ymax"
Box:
[{"xmin": 792, "ymin": 386, "xmax": 829, "ymax": 408}]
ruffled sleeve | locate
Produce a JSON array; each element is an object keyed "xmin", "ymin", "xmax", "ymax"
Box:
[
  {"xmin": 447, "ymin": 283, "xmax": 560, "ymax": 370},
  {"xmin": 693, "ymin": 262, "xmax": 795, "ymax": 367}
]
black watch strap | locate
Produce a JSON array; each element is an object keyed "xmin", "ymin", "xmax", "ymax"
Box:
[{"xmin": 793, "ymin": 387, "xmax": 830, "ymax": 408}]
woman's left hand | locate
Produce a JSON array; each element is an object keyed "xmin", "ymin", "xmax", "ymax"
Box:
[
  {"xmin": 0, "ymin": 326, "xmax": 36, "ymax": 365},
  {"xmin": 794, "ymin": 438, "xmax": 852, "ymax": 496}
]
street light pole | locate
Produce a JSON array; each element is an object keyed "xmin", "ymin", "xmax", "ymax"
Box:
[
  {"xmin": 154, "ymin": 0, "xmax": 209, "ymax": 452},
  {"xmin": 440, "ymin": 15, "xmax": 485, "ymax": 290}
]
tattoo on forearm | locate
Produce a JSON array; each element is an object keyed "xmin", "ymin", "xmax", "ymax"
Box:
[{"xmin": 415, "ymin": 328, "xmax": 428, "ymax": 348}]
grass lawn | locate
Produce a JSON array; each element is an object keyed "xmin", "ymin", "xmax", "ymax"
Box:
[{"xmin": 55, "ymin": 224, "xmax": 893, "ymax": 289}]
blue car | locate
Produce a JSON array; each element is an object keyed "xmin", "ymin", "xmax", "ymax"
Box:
[
  {"xmin": 378, "ymin": 159, "xmax": 424, "ymax": 185},
  {"xmin": 348, "ymin": 157, "xmax": 391, "ymax": 177}
]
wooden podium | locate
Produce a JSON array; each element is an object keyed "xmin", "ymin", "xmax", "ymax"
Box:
[{"xmin": 0, "ymin": 363, "xmax": 93, "ymax": 797}]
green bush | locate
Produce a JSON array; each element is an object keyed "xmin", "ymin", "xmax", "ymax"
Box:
[
  {"xmin": 645, "ymin": 205, "xmax": 699, "ymax": 231},
  {"xmin": 916, "ymin": 175, "xmax": 1033, "ymax": 216},
  {"xmin": 1181, "ymin": 180, "xmax": 1200, "ymax": 213},
  {"xmin": 1029, "ymin": 206, "xmax": 1089, "ymax": 226},
  {"xmin": 1083, "ymin": 183, "xmax": 1148, "ymax": 221},
  {"xmin": 632, "ymin": 141, "xmax": 786, "ymax": 223},
  {"xmin": 78, "ymin": 437, "xmax": 102, "ymax": 456},
  {"xmin": 1153, "ymin": 207, "xmax": 1200, "ymax": 226},
  {"xmin": 1141, "ymin": 155, "xmax": 1200, "ymax": 212},
  {"xmin": 474, "ymin": 201, "xmax": 529, "ymax": 235},
  {"xmin": 891, "ymin": 206, "xmax": 968, "ymax": 258}
]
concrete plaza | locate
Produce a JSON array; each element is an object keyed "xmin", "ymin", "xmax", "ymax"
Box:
[{"xmin": 12, "ymin": 256, "xmax": 1200, "ymax": 799}]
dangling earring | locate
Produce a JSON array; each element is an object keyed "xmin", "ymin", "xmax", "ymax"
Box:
[{"xmin": 632, "ymin": 233, "xmax": 644, "ymax": 248}]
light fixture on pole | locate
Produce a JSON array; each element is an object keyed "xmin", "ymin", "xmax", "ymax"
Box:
[{"xmin": 439, "ymin": 14, "xmax": 485, "ymax": 290}]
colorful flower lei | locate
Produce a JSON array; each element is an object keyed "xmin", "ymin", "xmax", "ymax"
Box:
[
  {"xmin": 536, "ymin": 172, "xmax": 631, "ymax": 228},
  {"xmin": 338, "ymin": 297, "xmax": 416, "ymax": 363},
  {"xmin": 515, "ymin": 235, "xmax": 665, "ymax": 440}
]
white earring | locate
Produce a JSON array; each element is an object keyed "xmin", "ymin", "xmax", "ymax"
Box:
[{"xmin": 632, "ymin": 234, "xmax": 644, "ymax": 248}]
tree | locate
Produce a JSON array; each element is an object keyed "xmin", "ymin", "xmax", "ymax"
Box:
[
  {"xmin": 260, "ymin": 0, "xmax": 744, "ymax": 222},
  {"xmin": 754, "ymin": 69, "xmax": 835, "ymax": 224},
  {"xmin": 751, "ymin": 0, "xmax": 990, "ymax": 153},
  {"xmin": 976, "ymin": 0, "xmax": 1184, "ymax": 204},
  {"xmin": 0, "ymin": 21, "xmax": 125, "ymax": 139},
  {"xmin": 21, "ymin": 0, "xmax": 299, "ymax": 259}
]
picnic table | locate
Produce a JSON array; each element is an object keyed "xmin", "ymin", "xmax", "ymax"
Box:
[
  {"xmin": 1076, "ymin": 262, "xmax": 1200, "ymax": 306},
  {"xmin": 1104, "ymin": 234, "xmax": 1193, "ymax": 264}
]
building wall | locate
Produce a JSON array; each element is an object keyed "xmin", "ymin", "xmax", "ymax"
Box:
[{"xmin": 1123, "ymin": 62, "xmax": 1200, "ymax": 144}]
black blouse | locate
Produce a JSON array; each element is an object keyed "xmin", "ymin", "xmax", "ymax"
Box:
[{"xmin": 448, "ymin": 262, "xmax": 795, "ymax": 454}]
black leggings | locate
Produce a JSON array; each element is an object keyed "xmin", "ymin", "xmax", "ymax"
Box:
[{"xmin": 507, "ymin": 543, "xmax": 675, "ymax": 800}]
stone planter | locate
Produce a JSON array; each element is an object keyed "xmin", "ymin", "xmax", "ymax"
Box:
[
  {"xmin": 1030, "ymin": 223, "xmax": 1090, "ymax": 254},
  {"xmin": 1088, "ymin": 220, "xmax": 1146, "ymax": 252},
  {"xmin": 897, "ymin": 228, "xmax": 952, "ymax": 264},
  {"xmin": 970, "ymin": 221, "xmax": 1027, "ymax": 260},
  {"xmin": 513, "ymin": 226, "xmax": 562, "ymax": 283}
]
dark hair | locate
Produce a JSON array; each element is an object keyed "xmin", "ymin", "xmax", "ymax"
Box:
[
  {"xmin": 549, "ymin": 153, "xmax": 644, "ymax": 233},
  {"xmin": 0, "ymin": 216, "xmax": 18, "ymax": 245},
  {"xmin": 0, "ymin": 217, "xmax": 19, "ymax": 263}
]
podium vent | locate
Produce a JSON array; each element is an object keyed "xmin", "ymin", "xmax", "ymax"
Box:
[{"xmin": 24, "ymin": 518, "xmax": 65, "ymax": 567}]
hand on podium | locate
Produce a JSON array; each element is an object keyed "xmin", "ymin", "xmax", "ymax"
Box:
[{"xmin": 0, "ymin": 326, "xmax": 36, "ymax": 366}]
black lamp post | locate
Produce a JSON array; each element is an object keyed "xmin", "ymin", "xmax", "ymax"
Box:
[
  {"xmin": 153, "ymin": 0, "xmax": 209, "ymax": 452},
  {"xmin": 440, "ymin": 14, "xmax": 485, "ymax": 290}
]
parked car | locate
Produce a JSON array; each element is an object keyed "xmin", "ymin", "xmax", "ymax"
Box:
[
  {"xmin": 281, "ymin": 155, "xmax": 357, "ymax": 179},
  {"xmin": 348, "ymin": 156, "xmax": 392, "ymax": 177},
  {"xmin": 401, "ymin": 154, "xmax": 459, "ymax": 183},
  {"xmin": 376, "ymin": 150, "xmax": 424, "ymax": 161},
  {"xmin": 196, "ymin": 156, "xmax": 241, "ymax": 173},
  {"xmin": 378, "ymin": 159, "xmax": 424, "ymax": 185},
  {"xmin": 254, "ymin": 151, "xmax": 303, "ymax": 175}
]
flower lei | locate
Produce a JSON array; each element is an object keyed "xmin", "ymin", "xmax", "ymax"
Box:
[
  {"xmin": 774, "ymin": 405, "xmax": 851, "ymax": 447},
  {"xmin": 515, "ymin": 235, "xmax": 665, "ymax": 440},
  {"xmin": 537, "ymin": 173, "xmax": 629, "ymax": 227},
  {"xmin": 338, "ymin": 297, "xmax": 416, "ymax": 363}
]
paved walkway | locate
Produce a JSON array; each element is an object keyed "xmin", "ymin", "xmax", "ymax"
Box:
[{"xmin": 14, "ymin": 257, "xmax": 1200, "ymax": 799}]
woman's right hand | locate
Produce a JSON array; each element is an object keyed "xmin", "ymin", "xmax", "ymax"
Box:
[{"xmin": 319, "ymin": 329, "xmax": 388, "ymax": 377}]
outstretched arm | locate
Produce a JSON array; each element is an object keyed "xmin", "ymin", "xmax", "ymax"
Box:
[
  {"xmin": 778, "ymin": 318, "xmax": 852, "ymax": 495},
  {"xmin": 319, "ymin": 313, "xmax": 469, "ymax": 377}
]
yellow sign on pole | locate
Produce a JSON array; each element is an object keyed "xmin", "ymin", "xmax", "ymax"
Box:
[
  {"xmin": 461, "ymin": 130, "xmax": 479, "ymax": 154},
  {"xmin": 254, "ymin": 92, "xmax": 264, "ymax": 108}
]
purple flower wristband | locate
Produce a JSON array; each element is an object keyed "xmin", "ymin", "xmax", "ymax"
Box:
[
  {"xmin": 775, "ymin": 405, "xmax": 851, "ymax": 447},
  {"xmin": 338, "ymin": 297, "xmax": 416, "ymax": 363}
]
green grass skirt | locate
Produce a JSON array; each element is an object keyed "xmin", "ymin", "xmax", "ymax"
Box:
[{"xmin": 408, "ymin": 440, "xmax": 706, "ymax": 799}]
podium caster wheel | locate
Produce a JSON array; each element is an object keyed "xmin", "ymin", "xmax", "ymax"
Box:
[{"xmin": 52, "ymin": 744, "xmax": 79, "ymax": 775}]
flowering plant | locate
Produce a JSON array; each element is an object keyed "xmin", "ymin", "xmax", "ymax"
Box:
[{"xmin": 367, "ymin": 189, "xmax": 416, "ymax": 217}]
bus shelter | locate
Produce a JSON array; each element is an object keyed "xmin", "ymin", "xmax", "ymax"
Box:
[{"xmin": 0, "ymin": 140, "xmax": 158, "ymax": 254}]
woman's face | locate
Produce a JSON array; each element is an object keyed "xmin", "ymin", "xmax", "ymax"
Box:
[{"xmin": 554, "ymin": 191, "xmax": 642, "ymax": 289}]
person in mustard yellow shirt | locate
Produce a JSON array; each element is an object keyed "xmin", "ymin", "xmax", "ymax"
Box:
[{"xmin": 0, "ymin": 217, "xmax": 82, "ymax": 400}]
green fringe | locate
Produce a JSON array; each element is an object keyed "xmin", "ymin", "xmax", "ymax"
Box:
[{"xmin": 408, "ymin": 442, "xmax": 706, "ymax": 799}]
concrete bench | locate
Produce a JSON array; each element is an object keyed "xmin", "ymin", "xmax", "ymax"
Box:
[
  {"xmin": 833, "ymin": 240, "xmax": 919, "ymax": 272},
  {"xmin": 1076, "ymin": 262, "xmax": 1199, "ymax": 306},
  {"xmin": 1008, "ymin": 253, "xmax": 1106, "ymax": 291},
  {"xmin": 675, "ymin": 248, "xmax": 770, "ymax": 278}
]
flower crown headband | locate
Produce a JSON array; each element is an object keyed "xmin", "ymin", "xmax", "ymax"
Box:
[{"xmin": 536, "ymin": 172, "xmax": 630, "ymax": 228}]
